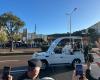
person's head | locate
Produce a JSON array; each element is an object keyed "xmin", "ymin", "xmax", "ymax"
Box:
[{"xmin": 27, "ymin": 59, "xmax": 42, "ymax": 79}]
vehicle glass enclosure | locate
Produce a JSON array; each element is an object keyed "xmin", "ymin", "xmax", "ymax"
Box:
[
  {"xmin": 54, "ymin": 38, "xmax": 70, "ymax": 54},
  {"xmin": 54, "ymin": 37, "xmax": 82, "ymax": 54}
]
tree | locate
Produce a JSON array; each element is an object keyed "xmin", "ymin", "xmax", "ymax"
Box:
[
  {"xmin": 0, "ymin": 30, "xmax": 8, "ymax": 44},
  {"xmin": 0, "ymin": 12, "xmax": 25, "ymax": 51},
  {"xmin": 88, "ymin": 28, "xmax": 96, "ymax": 34},
  {"xmin": 13, "ymin": 34, "xmax": 22, "ymax": 42},
  {"xmin": 72, "ymin": 30, "xmax": 82, "ymax": 36}
]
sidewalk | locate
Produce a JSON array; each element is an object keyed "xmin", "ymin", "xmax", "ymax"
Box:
[{"xmin": 0, "ymin": 48, "xmax": 41, "ymax": 55}]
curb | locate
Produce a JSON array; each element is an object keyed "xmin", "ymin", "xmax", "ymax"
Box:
[
  {"xmin": 0, "ymin": 50, "xmax": 41, "ymax": 56},
  {"xmin": 0, "ymin": 52, "xmax": 34, "ymax": 56}
]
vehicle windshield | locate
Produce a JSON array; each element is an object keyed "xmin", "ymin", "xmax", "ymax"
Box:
[{"xmin": 47, "ymin": 38, "xmax": 62, "ymax": 52}]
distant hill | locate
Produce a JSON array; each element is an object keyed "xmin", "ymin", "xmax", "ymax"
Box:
[
  {"xmin": 48, "ymin": 28, "xmax": 99, "ymax": 43},
  {"xmin": 48, "ymin": 30, "xmax": 85, "ymax": 38},
  {"xmin": 89, "ymin": 21, "xmax": 100, "ymax": 34},
  {"xmin": 47, "ymin": 22, "xmax": 100, "ymax": 43},
  {"xmin": 48, "ymin": 33, "xmax": 70, "ymax": 38}
]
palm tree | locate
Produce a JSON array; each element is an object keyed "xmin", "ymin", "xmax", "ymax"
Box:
[{"xmin": 0, "ymin": 12, "xmax": 25, "ymax": 52}]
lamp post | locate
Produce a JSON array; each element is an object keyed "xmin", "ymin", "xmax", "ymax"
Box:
[{"xmin": 66, "ymin": 8, "xmax": 77, "ymax": 43}]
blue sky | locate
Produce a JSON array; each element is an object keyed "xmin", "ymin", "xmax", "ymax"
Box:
[{"xmin": 0, "ymin": 0, "xmax": 100, "ymax": 34}]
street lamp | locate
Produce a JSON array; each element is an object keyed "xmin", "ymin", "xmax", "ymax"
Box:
[{"xmin": 66, "ymin": 8, "xmax": 77, "ymax": 43}]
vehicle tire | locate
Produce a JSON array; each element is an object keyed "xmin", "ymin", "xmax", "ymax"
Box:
[
  {"xmin": 72, "ymin": 59, "xmax": 81, "ymax": 68},
  {"xmin": 41, "ymin": 60, "xmax": 48, "ymax": 69}
]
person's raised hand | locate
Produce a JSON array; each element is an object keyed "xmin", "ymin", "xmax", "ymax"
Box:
[{"xmin": 8, "ymin": 75, "xmax": 13, "ymax": 80}]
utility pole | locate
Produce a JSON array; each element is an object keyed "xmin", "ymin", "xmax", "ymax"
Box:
[
  {"xmin": 34, "ymin": 24, "xmax": 36, "ymax": 34},
  {"xmin": 66, "ymin": 8, "xmax": 77, "ymax": 43}
]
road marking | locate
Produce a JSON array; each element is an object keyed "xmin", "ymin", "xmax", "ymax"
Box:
[
  {"xmin": 0, "ymin": 60, "xmax": 20, "ymax": 63},
  {"xmin": 0, "ymin": 55, "xmax": 31, "ymax": 57}
]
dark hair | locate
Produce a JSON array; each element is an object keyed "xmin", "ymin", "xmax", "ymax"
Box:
[{"xmin": 28, "ymin": 59, "xmax": 42, "ymax": 68}]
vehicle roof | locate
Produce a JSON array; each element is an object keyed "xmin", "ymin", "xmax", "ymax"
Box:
[{"xmin": 58, "ymin": 36, "xmax": 82, "ymax": 39}]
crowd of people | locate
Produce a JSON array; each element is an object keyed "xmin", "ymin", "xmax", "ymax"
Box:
[
  {"xmin": 2, "ymin": 58, "xmax": 55, "ymax": 80},
  {"xmin": 2, "ymin": 59, "xmax": 93, "ymax": 80},
  {"xmin": 1, "ymin": 56, "xmax": 94, "ymax": 80}
]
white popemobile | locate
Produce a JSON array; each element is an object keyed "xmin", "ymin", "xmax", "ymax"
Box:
[{"xmin": 32, "ymin": 36, "xmax": 85, "ymax": 69}]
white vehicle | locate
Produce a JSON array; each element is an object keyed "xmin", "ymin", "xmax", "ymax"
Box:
[{"xmin": 32, "ymin": 36, "xmax": 85, "ymax": 69}]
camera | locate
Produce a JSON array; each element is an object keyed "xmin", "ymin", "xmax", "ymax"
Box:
[
  {"xmin": 2, "ymin": 66, "xmax": 11, "ymax": 80},
  {"xmin": 75, "ymin": 64, "xmax": 83, "ymax": 76}
]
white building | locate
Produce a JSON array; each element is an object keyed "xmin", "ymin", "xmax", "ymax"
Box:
[{"xmin": 27, "ymin": 33, "xmax": 47, "ymax": 41}]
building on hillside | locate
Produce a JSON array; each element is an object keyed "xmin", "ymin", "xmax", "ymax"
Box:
[
  {"xmin": 36, "ymin": 34, "xmax": 47, "ymax": 41},
  {"xmin": 27, "ymin": 33, "xmax": 47, "ymax": 42},
  {"xmin": 21, "ymin": 28, "xmax": 47, "ymax": 42},
  {"xmin": 90, "ymin": 21, "xmax": 100, "ymax": 34}
]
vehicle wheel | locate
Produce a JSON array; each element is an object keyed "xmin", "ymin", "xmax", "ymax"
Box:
[
  {"xmin": 41, "ymin": 60, "xmax": 48, "ymax": 69},
  {"xmin": 72, "ymin": 59, "xmax": 81, "ymax": 68}
]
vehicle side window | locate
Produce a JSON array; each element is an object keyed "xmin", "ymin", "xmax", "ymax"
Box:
[
  {"xmin": 54, "ymin": 47, "xmax": 62, "ymax": 54},
  {"xmin": 54, "ymin": 39, "xmax": 69, "ymax": 54}
]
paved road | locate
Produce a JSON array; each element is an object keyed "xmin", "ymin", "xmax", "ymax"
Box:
[
  {"xmin": 0, "ymin": 55, "xmax": 31, "ymax": 69},
  {"xmin": 0, "ymin": 53, "xmax": 99, "ymax": 80},
  {"xmin": 0, "ymin": 55, "xmax": 73, "ymax": 80}
]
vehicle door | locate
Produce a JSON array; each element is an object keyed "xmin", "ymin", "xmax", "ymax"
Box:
[
  {"xmin": 46, "ymin": 49, "xmax": 64, "ymax": 65},
  {"xmin": 48, "ymin": 39, "xmax": 67, "ymax": 64},
  {"xmin": 62, "ymin": 39, "xmax": 74, "ymax": 64},
  {"xmin": 62, "ymin": 48, "xmax": 75, "ymax": 64}
]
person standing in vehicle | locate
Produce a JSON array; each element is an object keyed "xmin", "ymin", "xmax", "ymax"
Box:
[
  {"xmin": 84, "ymin": 44, "xmax": 89, "ymax": 63},
  {"xmin": 83, "ymin": 40, "xmax": 92, "ymax": 63}
]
